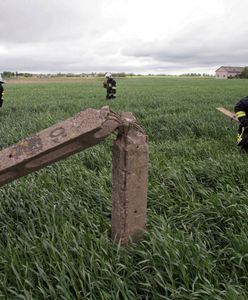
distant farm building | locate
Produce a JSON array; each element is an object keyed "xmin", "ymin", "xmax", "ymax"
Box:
[{"xmin": 215, "ymin": 66, "xmax": 244, "ymax": 79}]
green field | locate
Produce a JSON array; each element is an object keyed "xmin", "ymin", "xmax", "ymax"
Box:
[{"xmin": 1, "ymin": 77, "xmax": 248, "ymax": 299}]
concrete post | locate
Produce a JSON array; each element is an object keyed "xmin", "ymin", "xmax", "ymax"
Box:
[{"xmin": 112, "ymin": 113, "xmax": 148, "ymax": 245}]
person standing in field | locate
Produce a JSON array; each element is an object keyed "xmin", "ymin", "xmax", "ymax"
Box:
[
  {"xmin": 0, "ymin": 75, "xmax": 5, "ymax": 109},
  {"xmin": 103, "ymin": 72, "xmax": 116, "ymax": 100},
  {"xmin": 234, "ymin": 96, "xmax": 248, "ymax": 152}
]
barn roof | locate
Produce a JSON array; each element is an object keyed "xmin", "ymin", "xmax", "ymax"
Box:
[{"xmin": 216, "ymin": 66, "xmax": 244, "ymax": 73}]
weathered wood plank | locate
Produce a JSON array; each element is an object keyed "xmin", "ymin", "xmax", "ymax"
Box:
[{"xmin": 216, "ymin": 107, "xmax": 238, "ymax": 122}]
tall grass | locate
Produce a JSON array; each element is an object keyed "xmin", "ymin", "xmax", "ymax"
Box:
[{"xmin": 0, "ymin": 77, "xmax": 248, "ymax": 299}]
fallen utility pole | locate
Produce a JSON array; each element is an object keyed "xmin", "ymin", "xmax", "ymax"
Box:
[
  {"xmin": 0, "ymin": 106, "xmax": 148, "ymax": 245},
  {"xmin": 216, "ymin": 107, "xmax": 238, "ymax": 122}
]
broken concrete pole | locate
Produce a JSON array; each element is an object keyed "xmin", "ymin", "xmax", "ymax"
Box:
[
  {"xmin": 0, "ymin": 107, "xmax": 149, "ymax": 246},
  {"xmin": 0, "ymin": 106, "xmax": 119, "ymax": 187},
  {"xmin": 112, "ymin": 113, "xmax": 148, "ymax": 245}
]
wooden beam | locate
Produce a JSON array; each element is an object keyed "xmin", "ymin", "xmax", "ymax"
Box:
[{"xmin": 216, "ymin": 107, "xmax": 238, "ymax": 122}]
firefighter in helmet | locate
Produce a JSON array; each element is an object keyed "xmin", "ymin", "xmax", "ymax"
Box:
[
  {"xmin": 0, "ymin": 75, "xmax": 5, "ymax": 109},
  {"xmin": 234, "ymin": 96, "xmax": 248, "ymax": 152},
  {"xmin": 103, "ymin": 72, "xmax": 116, "ymax": 99}
]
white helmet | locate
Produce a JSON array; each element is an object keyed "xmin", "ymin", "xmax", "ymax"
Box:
[
  {"xmin": 105, "ymin": 72, "xmax": 112, "ymax": 78},
  {"xmin": 0, "ymin": 74, "xmax": 4, "ymax": 83}
]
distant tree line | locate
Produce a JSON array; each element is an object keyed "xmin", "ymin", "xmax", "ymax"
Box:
[
  {"xmin": 2, "ymin": 71, "xmax": 16, "ymax": 78},
  {"xmin": 180, "ymin": 73, "xmax": 214, "ymax": 77},
  {"xmin": 1, "ymin": 71, "xmax": 214, "ymax": 79},
  {"xmin": 1, "ymin": 71, "xmax": 134, "ymax": 78},
  {"xmin": 2, "ymin": 71, "xmax": 33, "ymax": 78}
]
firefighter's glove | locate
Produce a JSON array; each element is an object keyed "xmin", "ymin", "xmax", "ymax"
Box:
[{"xmin": 239, "ymin": 117, "xmax": 248, "ymax": 128}]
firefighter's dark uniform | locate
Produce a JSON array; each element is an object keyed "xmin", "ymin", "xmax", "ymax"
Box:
[
  {"xmin": 0, "ymin": 81, "xmax": 4, "ymax": 109},
  {"xmin": 234, "ymin": 96, "xmax": 248, "ymax": 151},
  {"xmin": 103, "ymin": 77, "xmax": 116, "ymax": 99}
]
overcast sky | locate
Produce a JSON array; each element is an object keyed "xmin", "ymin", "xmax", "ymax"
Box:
[{"xmin": 1, "ymin": 0, "xmax": 247, "ymax": 74}]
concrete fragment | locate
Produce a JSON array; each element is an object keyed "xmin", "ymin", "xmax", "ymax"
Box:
[{"xmin": 0, "ymin": 107, "xmax": 120, "ymax": 186}]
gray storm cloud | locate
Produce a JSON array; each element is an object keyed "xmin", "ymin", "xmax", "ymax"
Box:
[{"xmin": 122, "ymin": 14, "xmax": 248, "ymax": 68}]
